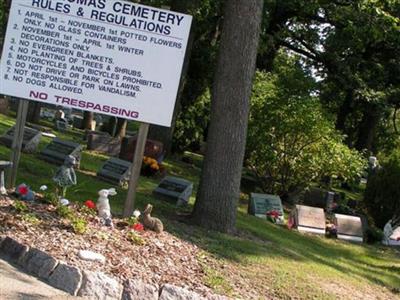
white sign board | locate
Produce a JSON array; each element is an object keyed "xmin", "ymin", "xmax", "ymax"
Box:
[{"xmin": 0, "ymin": 0, "xmax": 192, "ymax": 127}]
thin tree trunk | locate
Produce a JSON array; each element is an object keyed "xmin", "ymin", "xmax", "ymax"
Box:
[
  {"xmin": 27, "ymin": 102, "xmax": 41, "ymax": 124},
  {"xmin": 82, "ymin": 111, "xmax": 94, "ymax": 130},
  {"xmin": 115, "ymin": 118, "xmax": 127, "ymax": 138},
  {"xmin": 192, "ymin": 0, "xmax": 264, "ymax": 233},
  {"xmin": 336, "ymin": 89, "xmax": 353, "ymax": 132}
]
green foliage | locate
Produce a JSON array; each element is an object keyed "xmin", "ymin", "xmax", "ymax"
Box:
[
  {"xmin": 71, "ymin": 217, "xmax": 87, "ymax": 235},
  {"xmin": 365, "ymin": 226, "xmax": 384, "ymax": 244},
  {"xmin": 247, "ymin": 54, "xmax": 365, "ymax": 195},
  {"xmin": 364, "ymin": 150, "xmax": 400, "ymax": 228},
  {"xmin": 42, "ymin": 191, "xmax": 59, "ymax": 206},
  {"xmin": 13, "ymin": 200, "xmax": 28, "ymax": 213},
  {"xmin": 126, "ymin": 231, "xmax": 145, "ymax": 246},
  {"xmin": 22, "ymin": 213, "xmax": 41, "ymax": 225},
  {"xmin": 173, "ymin": 90, "xmax": 211, "ymax": 152},
  {"xmin": 56, "ymin": 204, "xmax": 74, "ymax": 219}
]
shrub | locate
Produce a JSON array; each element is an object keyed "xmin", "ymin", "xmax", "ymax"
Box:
[
  {"xmin": 71, "ymin": 217, "xmax": 87, "ymax": 234},
  {"xmin": 364, "ymin": 151, "xmax": 400, "ymax": 228}
]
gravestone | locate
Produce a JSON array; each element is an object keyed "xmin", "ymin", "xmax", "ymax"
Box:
[
  {"xmin": 295, "ymin": 205, "xmax": 326, "ymax": 234},
  {"xmin": 390, "ymin": 227, "xmax": 400, "ymax": 242},
  {"xmin": 248, "ymin": 193, "xmax": 284, "ymax": 220},
  {"xmin": 73, "ymin": 116, "xmax": 84, "ymax": 129},
  {"xmin": 56, "ymin": 120, "xmax": 69, "ymax": 132},
  {"xmin": 334, "ymin": 214, "xmax": 363, "ymax": 242},
  {"xmin": 40, "ymin": 138, "xmax": 82, "ymax": 167},
  {"xmin": 87, "ymin": 131, "xmax": 121, "ymax": 156},
  {"xmin": 0, "ymin": 126, "xmax": 42, "ymax": 153},
  {"xmin": 153, "ymin": 176, "xmax": 193, "ymax": 206},
  {"xmin": 303, "ymin": 188, "xmax": 326, "ymax": 208},
  {"xmin": 97, "ymin": 158, "xmax": 131, "ymax": 186},
  {"xmin": 120, "ymin": 135, "xmax": 164, "ymax": 163},
  {"xmin": 303, "ymin": 188, "xmax": 338, "ymax": 210}
]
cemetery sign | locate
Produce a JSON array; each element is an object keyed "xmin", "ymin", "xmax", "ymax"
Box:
[{"xmin": 0, "ymin": 0, "xmax": 192, "ymax": 127}]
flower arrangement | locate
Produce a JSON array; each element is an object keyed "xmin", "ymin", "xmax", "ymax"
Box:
[
  {"xmin": 266, "ymin": 210, "xmax": 284, "ymax": 224},
  {"xmin": 141, "ymin": 156, "xmax": 162, "ymax": 177},
  {"xmin": 128, "ymin": 210, "xmax": 144, "ymax": 232}
]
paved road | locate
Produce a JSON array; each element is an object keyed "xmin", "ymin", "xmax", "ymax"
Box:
[{"xmin": 0, "ymin": 258, "xmax": 77, "ymax": 299}]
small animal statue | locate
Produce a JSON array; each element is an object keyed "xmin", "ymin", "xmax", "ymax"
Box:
[
  {"xmin": 53, "ymin": 155, "xmax": 77, "ymax": 197},
  {"xmin": 142, "ymin": 204, "xmax": 163, "ymax": 233},
  {"xmin": 97, "ymin": 188, "xmax": 117, "ymax": 226}
]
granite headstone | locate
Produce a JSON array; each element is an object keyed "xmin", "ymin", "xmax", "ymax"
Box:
[
  {"xmin": 248, "ymin": 193, "xmax": 284, "ymax": 220},
  {"xmin": 0, "ymin": 126, "xmax": 42, "ymax": 153},
  {"xmin": 96, "ymin": 158, "xmax": 131, "ymax": 187},
  {"xmin": 334, "ymin": 214, "xmax": 363, "ymax": 243},
  {"xmin": 86, "ymin": 131, "xmax": 121, "ymax": 156},
  {"xmin": 120, "ymin": 135, "xmax": 164, "ymax": 162},
  {"xmin": 153, "ymin": 176, "xmax": 193, "ymax": 206},
  {"xmin": 295, "ymin": 205, "xmax": 326, "ymax": 235},
  {"xmin": 40, "ymin": 138, "xmax": 82, "ymax": 167}
]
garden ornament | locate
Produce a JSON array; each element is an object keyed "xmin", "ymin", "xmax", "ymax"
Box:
[
  {"xmin": 53, "ymin": 155, "xmax": 77, "ymax": 197},
  {"xmin": 97, "ymin": 188, "xmax": 117, "ymax": 226},
  {"xmin": 142, "ymin": 203, "xmax": 164, "ymax": 233}
]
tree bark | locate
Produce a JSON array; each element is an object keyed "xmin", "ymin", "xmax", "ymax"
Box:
[
  {"xmin": 192, "ymin": 0, "xmax": 264, "ymax": 233},
  {"xmin": 26, "ymin": 102, "xmax": 41, "ymax": 123},
  {"xmin": 355, "ymin": 104, "xmax": 381, "ymax": 152},
  {"xmin": 82, "ymin": 111, "xmax": 94, "ymax": 130}
]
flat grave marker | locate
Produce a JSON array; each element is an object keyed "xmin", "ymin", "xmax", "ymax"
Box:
[
  {"xmin": 334, "ymin": 214, "xmax": 363, "ymax": 243},
  {"xmin": 97, "ymin": 158, "xmax": 132, "ymax": 187},
  {"xmin": 153, "ymin": 176, "xmax": 193, "ymax": 206},
  {"xmin": 40, "ymin": 138, "xmax": 82, "ymax": 167},
  {"xmin": 0, "ymin": 126, "xmax": 41, "ymax": 153},
  {"xmin": 295, "ymin": 205, "xmax": 326, "ymax": 235}
]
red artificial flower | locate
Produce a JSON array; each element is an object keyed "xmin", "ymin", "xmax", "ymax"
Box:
[
  {"xmin": 18, "ymin": 185, "xmax": 29, "ymax": 196},
  {"xmin": 266, "ymin": 210, "xmax": 280, "ymax": 219},
  {"xmin": 131, "ymin": 223, "xmax": 144, "ymax": 232},
  {"xmin": 84, "ymin": 200, "xmax": 96, "ymax": 209}
]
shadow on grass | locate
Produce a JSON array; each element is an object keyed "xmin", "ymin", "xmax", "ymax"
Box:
[{"xmin": 165, "ymin": 209, "xmax": 400, "ymax": 293}]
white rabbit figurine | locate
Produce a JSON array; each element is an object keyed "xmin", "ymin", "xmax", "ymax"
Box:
[{"xmin": 97, "ymin": 188, "xmax": 117, "ymax": 225}]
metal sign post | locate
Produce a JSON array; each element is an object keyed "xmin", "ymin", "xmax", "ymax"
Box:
[
  {"xmin": 123, "ymin": 122, "xmax": 149, "ymax": 217},
  {"xmin": 7, "ymin": 98, "xmax": 29, "ymax": 188}
]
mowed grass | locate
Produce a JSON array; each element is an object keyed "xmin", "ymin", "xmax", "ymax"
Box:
[{"xmin": 0, "ymin": 113, "xmax": 399, "ymax": 299}]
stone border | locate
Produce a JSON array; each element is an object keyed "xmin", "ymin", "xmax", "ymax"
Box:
[{"xmin": 0, "ymin": 236, "xmax": 229, "ymax": 300}]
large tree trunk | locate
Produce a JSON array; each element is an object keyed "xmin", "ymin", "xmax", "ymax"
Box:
[
  {"xmin": 82, "ymin": 111, "xmax": 94, "ymax": 130},
  {"xmin": 355, "ymin": 104, "xmax": 381, "ymax": 152},
  {"xmin": 192, "ymin": 0, "xmax": 263, "ymax": 233}
]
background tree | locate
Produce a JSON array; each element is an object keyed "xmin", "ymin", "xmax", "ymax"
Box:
[
  {"xmin": 247, "ymin": 55, "xmax": 365, "ymax": 197},
  {"xmin": 192, "ymin": 0, "xmax": 264, "ymax": 233}
]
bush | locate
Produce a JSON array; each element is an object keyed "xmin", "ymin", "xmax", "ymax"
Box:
[{"xmin": 364, "ymin": 151, "xmax": 400, "ymax": 228}]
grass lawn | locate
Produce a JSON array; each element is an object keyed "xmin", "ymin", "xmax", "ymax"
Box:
[{"xmin": 0, "ymin": 112, "xmax": 399, "ymax": 299}]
